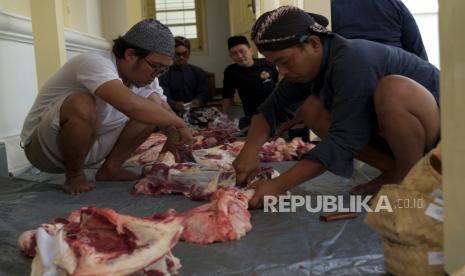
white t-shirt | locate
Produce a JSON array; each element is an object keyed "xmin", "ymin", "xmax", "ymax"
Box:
[{"xmin": 21, "ymin": 52, "xmax": 166, "ymax": 145}]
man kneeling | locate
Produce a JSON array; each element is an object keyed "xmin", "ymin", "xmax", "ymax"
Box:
[
  {"xmin": 21, "ymin": 19, "xmax": 193, "ymax": 194},
  {"xmin": 233, "ymin": 6, "xmax": 440, "ymax": 208}
]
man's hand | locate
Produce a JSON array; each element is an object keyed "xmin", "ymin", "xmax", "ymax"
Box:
[
  {"xmin": 162, "ymin": 125, "xmax": 194, "ymax": 147},
  {"xmin": 175, "ymin": 101, "xmax": 185, "ymax": 112},
  {"xmin": 191, "ymin": 99, "xmax": 201, "ymax": 108},
  {"xmin": 233, "ymin": 146, "xmax": 260, "ymax": 185},
  {"xmin": 248, "ymin": 178, "xmax": 286, "ymax": 208},
  {"xmin": 176, "ymin": 126, "xmax": 194, "ymax": 148}
]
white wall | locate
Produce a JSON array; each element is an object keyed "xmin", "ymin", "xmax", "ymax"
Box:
[
  {"xmin": 64, "ymin": 0, "xmax": 88, "ymax": 33},
  {"xmin": 402, "ymin": 0, "xmax": 440, "ymax": 68},
  {"xmin": 86, "ymin": 0, "xmax": 104, "ymax": 37},
  {"xmin": 439, "ymin": 0, "xmax": 465, "ymax": 271},
  {"xmin": 189, "ymin": 0, "xmax": 231, "ymax": 88},
  {"xmin": 0, "ymin": 11, "xmax": 109, "ymax": 174},
  {"xmin": 101, "ymin": 0, "xmax": 129, "ymax": 41},
  {"xmin": 0, "ymin": 0, "xmax": 30, "ymax": 17}
]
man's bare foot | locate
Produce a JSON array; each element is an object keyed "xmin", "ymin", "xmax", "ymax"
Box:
[
  {"xmin": 95, "ymin": 166, "xmax": 141, "ymax": 182},
  {"xmin": 350, "ymin": 173, "xmax": 401, "ymax": 196},
  {"xmin": 64, "ymin": 174, "xmax": 94, "ymax": 195}
]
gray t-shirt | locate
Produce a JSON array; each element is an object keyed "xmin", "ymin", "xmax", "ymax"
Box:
[{"xmin": 258, "ymin": 34, "xmax": 439, "ymax": 178}]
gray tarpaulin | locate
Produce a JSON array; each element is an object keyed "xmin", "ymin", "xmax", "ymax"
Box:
[{"xmin": 0, "ymin": 162, "xmax": 384, "ymax": 275}]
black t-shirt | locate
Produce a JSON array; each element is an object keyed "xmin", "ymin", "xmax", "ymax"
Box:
[
  {"xmin": 223, "ymin": 58, "xmax": 278, "ymax": 116},
  {"xmin": 159, "ymin": 64, "xmax": 209, "ymax": 109}
]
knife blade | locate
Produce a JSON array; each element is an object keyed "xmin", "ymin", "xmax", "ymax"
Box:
[
  {"xmin": 179, "ymin": 150, "xmax": 197, "ymax": 163},
  {"xmin": 162, "ymin": 125, "xmax": 197, "ymax": 163}
]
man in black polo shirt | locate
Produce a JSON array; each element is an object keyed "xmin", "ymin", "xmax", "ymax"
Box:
[{"xmin": 222, "ymin": 36, "xmax": 278, "ymax": 130}]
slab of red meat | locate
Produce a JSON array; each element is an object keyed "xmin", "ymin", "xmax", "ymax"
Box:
[
  {"xmin": 247, "ymin": 167, "xmax": 281, "ymax": 187},
  {"xmin": 143, "ymin": 251, "xmax": 181, "ymax": 275},
  {"xmin": 18, "ymin": 229, "xmax": 37, "ymax": 257},
  {"xmin": 259, "ymin": 137, "xmax": 315, "ymax": 162},
  {"xmin": 126, "ymin": 126, "xmax": 238, "ymax": 166},
  {"xmin": 18, "ymin": 207, "xmax": 183, "ymax": 276},
  {"xmin": 153, "ymin": 188, "xmax": 255, "ymax": 244},
  {"xmin": 133, "ymin": 159, "xmax": 236, "ymax": 201},
  {"xmin": 191, "ymin": 128, "xmax": 237, "ymax": 150},
  {"xmin": 192, "ymin": 141, "xmax": 245, "ymax": 169},
  {"xmin": 134, "ymin": 148, "xmax": 278, "ymax": 201},
  {"xmin": 126, "ymin": 133, "xmax": 167, "ymax": 165},
  {"xmin": 192, "ymin": 137, "xmax": 314, "ymax": 166},
  {"xmin": 288, "ymin": 137, "xmax": 316, "ymax": 158}
]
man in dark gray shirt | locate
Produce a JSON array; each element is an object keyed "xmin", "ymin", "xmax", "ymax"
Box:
[
  {"xmin": 233, "ymin": 6, "xmax": 440, "ymax": 207},
  {"xmin": 332, "ymin": 0, "xmax": 428, "ymax": 60}
]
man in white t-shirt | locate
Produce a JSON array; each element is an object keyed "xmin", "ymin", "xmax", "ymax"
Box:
[{"xmin": 21, "ymin": 19, "xmax": 193, "ymax": 194}]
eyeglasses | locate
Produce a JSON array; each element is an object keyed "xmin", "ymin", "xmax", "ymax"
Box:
[{"xmin": 143, "ymin": 58, "xmax": 170, "ymax": 76}]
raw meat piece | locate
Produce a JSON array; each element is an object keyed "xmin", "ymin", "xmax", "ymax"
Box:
[
  {"xmin": 222, "ymin": 141, "xmax": 245, "ymax": 156},
  {"xmin": 259, "ymin": 138, "xmax": 290, "ymax": 162},
  {"xmin": 289, "ymin": 137, "xmax": 316, "ymax": 158},
  {"xmin": 155, "ymin": 151, "xmax": 177, "ymax": 167},
  {"xmin": 259, "ymin": 137, "xmax": 315, "ymax": 162},
  {"xmin": 133, "ymin": 159, "xmax": 237, "ymax": 201},
  {"xmin": 17, "ymin": 216, "xmax": 82, "ymax": 258},
  {"xmin": 134, "ymin": 150, "xmax": 278, "ymax": 201},
  {"xmin": 18, "ymin": 207, "xmax": 183, "ymax": 276},
  {"xmin": 125, "ymin": 121, "xmax": 235, "ymax": 165},
  {"xmin": 192, "ymin": 137, "xmax": 314, "ymax": 166},
  {"xmin": 18, "ymin": 229, "xmax": 37, "ymax": 257},
  {"xmin": 153, "ymin": 188, "xmax": 255, "ymax": 244},
  {"xmin": 126, "ymin": 133, "xmax": 167, "ymax": 165},
  {"xmin": 127, "ymin": 124, "xmax": 239, "ymax": 166},
  {"xmin": 249, "ymin": 167, "xmax": 281, "ymax": 186},
  {"xmin": 192, "ymin": 141, "xmax": 245, "ymax": 169},
  {"xmin": 191, "ymin": 128, "xmax": 237, "ymax": 150},
  {"xmin": 143, "ymin": 251, "xmax": 181, "ymax": 275},
  {"xmin": 192, "ymin": 147, "xmax": 236, "ymax": 169}
]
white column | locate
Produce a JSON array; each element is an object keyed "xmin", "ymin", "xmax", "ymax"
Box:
[
  {"xmin": 30, "ymin": 0, "xmax": 67, "ymax": 88},
  {"xmin": 440, "ymin": 0, "xmax": 465, "ymax": 273}
]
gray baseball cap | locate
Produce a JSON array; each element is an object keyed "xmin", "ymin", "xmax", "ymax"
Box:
[{"xmin": 122, "ymin": 19, "xmax": 175, "ymax": 57}]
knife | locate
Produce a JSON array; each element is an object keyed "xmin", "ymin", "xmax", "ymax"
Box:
[
  {"xmin": 164, "ymin": 125, "xmax": 197, "ymax": 163},
  {"xmin": 179, "ymin": 150, "xmax": 197, "ymax": 163}
]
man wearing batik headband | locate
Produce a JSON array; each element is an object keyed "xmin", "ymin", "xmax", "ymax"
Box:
[{"xmin": 233, "ymin": 6, "xmax": 440, "ymax": 208}]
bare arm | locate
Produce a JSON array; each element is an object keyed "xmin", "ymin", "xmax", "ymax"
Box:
[
  {"xmin": 248, "ymin": 159, "xmax": 326, "ymax": 208},
  {"xmin": 147, "ymin": 92, "xmax": 194, "ymax": 147},
  {"xmin": 277, "ymin": 159, "xmax": 326, "ymax": 191},
  {"xmin": 233, "ymin": 114, "xmax": 271, "ymax": 183},
  {"xmin": 149, "ymin": 92, "xmax": 175, "ymax": 114},
  {"xmin": 95, "ymin": 80, "xmax": 185, "ymax": 128}
]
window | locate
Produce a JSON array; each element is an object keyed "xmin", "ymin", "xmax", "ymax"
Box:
[{"xmin": 144, "ymin": 0, "xmax": 207, "ymax": 53}]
